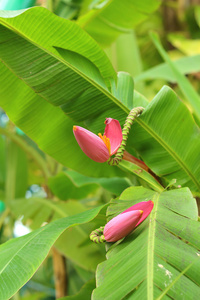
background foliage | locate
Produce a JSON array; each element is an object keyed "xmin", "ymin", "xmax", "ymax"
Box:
[{"xmin": 0, "ymin": 0, "xmax": 200, "ymax": 299}]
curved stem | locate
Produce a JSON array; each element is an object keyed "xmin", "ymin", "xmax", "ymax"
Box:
[
  {"xmin": 122, "ymin": 151, "xmax": 149, "ymax": 171},
  {"xmin": 90, "ymin": 226, "xmax": 105, "ymax": 243}
]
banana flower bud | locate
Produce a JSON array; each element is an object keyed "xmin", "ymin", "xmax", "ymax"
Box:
[
  {"xmin": 104, "ymin": 200, "xmax": 154, "ymax": 242},
  {"xmin": 73, "ymin": 118, "xmax": 122, "ymax": 163}
]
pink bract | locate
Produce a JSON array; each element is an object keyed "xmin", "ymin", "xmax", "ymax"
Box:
[
  {"xmin": 73, "ymin": 118, "xmax": 122, "ymax": 163},
  {"xmin": 103, "ymin": 200, "xmax": 154, "ymax": 242},
  {"xmin": 122, "ymin": 200, "xmax": 154, "ymax": 227},
  {"xmin": 104, "ymin": 118, "xmax": 123, "ymax": 155},
  {"xmin": 103, "ymin": 210, "xmax": 143, "ymax": 242},
  {"xmin": 73, "ymin": 126, "xmax": 110, "ymax": 163}
]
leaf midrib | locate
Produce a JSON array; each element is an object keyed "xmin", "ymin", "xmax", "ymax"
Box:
[
  {"xmin": 136, "ymin": 118, "xmax": 200, "ymax": 191},
  {"xmin": 147, "ymin": 192, "xmax": 159, "ymax": 300}
]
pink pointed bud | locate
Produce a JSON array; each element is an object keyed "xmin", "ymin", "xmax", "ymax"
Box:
[
  {"xmin": 122, "ymin": 200, "xmax": 154, "ymax": 227},
  {"xmin": 103, "ymin": 200, "xmax": 154, "ymax": 242},
  {"xmin": 73, "ymin": 119, "xmax": 122, "ymax": 163},
  {"xmin": 73, "ymin": 126, "xmax": 110, "ymax": 163},
  {"xmin": 104, "ymin": 210, "xmax": 143, "ymax": 242}
]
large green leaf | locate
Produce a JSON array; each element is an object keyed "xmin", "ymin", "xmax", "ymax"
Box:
[
  {"xmin": 78, "ymin": 0, "xmax": 161, "ymax": 46},
  {"xmin": 0, "ymin": 62, "xmax": 125, "ymax": 179},
  {"xmin": 0, "ymin": 7, "xmax": 128, "ymax": 178},
  {"xmin": 0, "ymin": 205, "xmax": 104, "ymax": 299},
  {"xmin": 93, "ymin": 187, "xmax": 200, "ymax": 299},
  {"xmin": 127, "ymin": 86, "xmax": 200, "ymax": 192},
  {"xmin": 0, "ymin": 7, "xmax": 116, "ymax": 84}
]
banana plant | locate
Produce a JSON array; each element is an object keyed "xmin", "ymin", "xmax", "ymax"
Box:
[{"xmin": 0, "ymin": 3, "xmax": 199, "ymax": 300}]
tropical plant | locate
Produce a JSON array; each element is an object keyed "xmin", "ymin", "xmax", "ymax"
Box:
[{"xmin": 0, "ymin": 0, "xmax": 200, "ymax": 299}]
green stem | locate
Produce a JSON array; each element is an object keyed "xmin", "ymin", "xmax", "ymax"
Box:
[
  {"xmin": 0, "ymin": 127, "xmax": 51, "ymax": 181},
  {"xmin": 90, "ymin": 226, "xmax": 105, "ymax": 243},
  {"xmin": 108, "ymin": 107, "xmax": 144, "ymax": 166}
]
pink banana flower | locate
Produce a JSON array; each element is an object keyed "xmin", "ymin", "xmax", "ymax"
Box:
[
  {"xmin": 104, "ymin": 200, "xmax": 154, "ymax": 242},
  {"xmin": 73, "ymin": 118, "xmax": 122, "ymax": 163}
]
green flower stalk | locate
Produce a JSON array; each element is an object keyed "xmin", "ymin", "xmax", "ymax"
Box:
[{"xmin": 108, "ymin": 107, "xmax": 144, "ymax": 166}]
